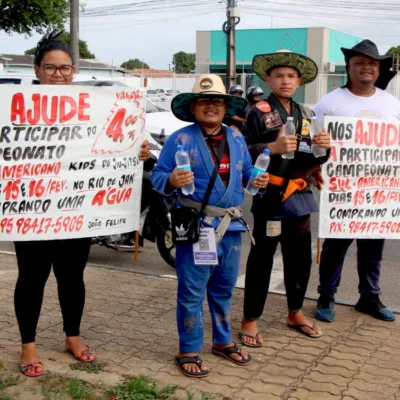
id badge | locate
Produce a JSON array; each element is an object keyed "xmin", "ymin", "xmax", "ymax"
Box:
[
  {"xmin": 266, "ymin": 221, "xmax": 281, "ymax": 237},
  {"xmin": 193, "ymin": 227, "xmax": 218, "ymax": 265}
]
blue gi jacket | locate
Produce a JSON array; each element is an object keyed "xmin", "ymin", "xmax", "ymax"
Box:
[{"xmin": 151, "ymin": 123, "xmax": 254, "ymax": 231}]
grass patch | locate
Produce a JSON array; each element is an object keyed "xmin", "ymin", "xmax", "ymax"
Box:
[
  {"xmin": 0, "ymin": 373, "xmax": 18, "ymax": 400},
  {"xmin": 41, "ymin": 373, "xmax": 67, "ymax": 400},
  {"xmin": 69, "ymin": 362, "xmax": 107, "ymax": 374},
  {"xmin": 186, "ymin": 392, "xmax": 215, "ymax": 400},
  {"xmin": 107, "ymin": 375, "xmax": 177, "ymax": 400},
  {"xmin": 66, "ymin": 378, "xmax": 94, "ymax": 400},
  {"xmin": 0, "ymin": 376, "xmax": 18, "ymax": 392},
  {"xmin": 41, "ymin": 374, "xmax": 98, "ymax": 400},
  {"xmin": 1, "ymin": 372, "xmax": 207, "ymax": 400},
  {"xmin": 0, "ymin": 360, "xmax": 6, "ymax": 371}
]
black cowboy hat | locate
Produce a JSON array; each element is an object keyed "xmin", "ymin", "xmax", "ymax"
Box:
[{"xmin": 341, "ymin": 39, "xmax": 396, "ymax": 90}]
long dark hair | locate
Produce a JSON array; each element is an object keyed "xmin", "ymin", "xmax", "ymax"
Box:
[{"xmin": 34, "ymin": 30, "xmax": 73, "ymax": 66}]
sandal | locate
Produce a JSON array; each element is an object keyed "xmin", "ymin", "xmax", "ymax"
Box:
[
  {"xmin": 20, "ymin": 362, "xmax": 43, "ymax": 377},
  {"xmin": 66, "ymin": 346, "xmax": 96, "ymax": 363},
  {"xmin": 238, "ymin": 331, "xmax": 263, "ymax": 348},
  {"xmin": 211, "ymin": 344, "xmax": 252, "ymax": 366},
  {"xmin": 287, "ymin": 322, "xmax": 323, "ymax": 338},
  {"xmin": 174, "ymin": 355, "xmax": 209, "ymax": 378}
]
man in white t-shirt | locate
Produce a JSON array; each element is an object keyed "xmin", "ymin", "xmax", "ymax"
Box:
[{"xmin": 313, "ymin": 39, "xmax": 399, "ymax": 322}]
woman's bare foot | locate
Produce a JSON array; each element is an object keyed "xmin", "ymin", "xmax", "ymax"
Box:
[
  {"xmin": 288, "ymin": 310, "xmax": 322, "ymax": 336},
  {"xmin": 21, "ymin": 342, "xmax": 43, "ymax": 375},
  {"xmin": 177, "ymin": 352, "xmax": 208, "ymax": 374},
  {"xmin": 240, "ymin": 318, "xmax": 263, "ymax": 347},
  {"xmin": 65, "ymin": 336, "xmax": 96, "ymax": 362}
]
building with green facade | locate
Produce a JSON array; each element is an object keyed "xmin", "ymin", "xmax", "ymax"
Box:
[{"xmin": 196, "ymin": 27, "xmax": 362, "ymax": 104}]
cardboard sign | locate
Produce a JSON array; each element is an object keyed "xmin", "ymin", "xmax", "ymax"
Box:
[
  {"xmin": 319, "ymin": 116, "xmax": 400, "ymax": 239},
  {"xmin": 0, "ymin": 86, "xmax": 145, "ymax": 240}
]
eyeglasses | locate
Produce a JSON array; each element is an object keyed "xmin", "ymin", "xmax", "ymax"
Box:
[
  {"xmin": 195, "ymin": 97, "xmax": 226, "ymax": 106},
  {"xmin": 42, "ymin": 64, "xmax": 74, "ymax": 77}
]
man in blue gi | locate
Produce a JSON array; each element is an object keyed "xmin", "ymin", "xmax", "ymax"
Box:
[{"xmin": 152, "ymin": 74, "xmax": 269, "ymax": 378}]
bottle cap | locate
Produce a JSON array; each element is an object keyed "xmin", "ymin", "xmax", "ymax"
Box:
[
  {"xmin": 263, "ymin": 149, "xmax": 270, "ymax": 155},
  {"xmin": 177, "ymin": 145, "xmax": 183, "ymax": 150},
  {"xmin": 287, "ymin": 117, "xmax": 294, "ymax": 121}
]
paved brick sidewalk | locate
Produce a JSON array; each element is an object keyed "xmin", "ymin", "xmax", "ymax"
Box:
[{"xmin": 0, "ymin": 252, "xmax": 399, "ymax": 400}]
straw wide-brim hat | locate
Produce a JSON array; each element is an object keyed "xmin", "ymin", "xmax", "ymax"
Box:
[
  {"xmin": 252, "ymin": 50, "xmax": 318, "ymax": 86},
  {"xmin": 171, "ymin": 74, "xmax": 248, "ymax": 122},
  {"xmin": 341, "ymin": 39, "xmax": 396, "ymax": 90}
]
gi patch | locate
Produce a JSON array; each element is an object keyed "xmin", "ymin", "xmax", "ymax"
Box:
[
  {"xmin": 298, "ymin": 141, "xmax": 312, "ymax": 153},
  {"xmin": 301, "ymin": 119, "xmax": 311, "ymax": 136},
  {"xmin": 256, "ymin": 101, "xmax": 272, "ymax": 113},
  {"xmin": 263, "ymin": 110, "xmax": 282, "ymax": 129}
]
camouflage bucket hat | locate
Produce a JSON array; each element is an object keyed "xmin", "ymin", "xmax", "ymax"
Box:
[
  {"xmin": 253, "ymin": 50, "xmax": 318, "ymax": 86},
  {"xmin": 171, "ymin": 74, "xmax": 248, "ymax": 122}
]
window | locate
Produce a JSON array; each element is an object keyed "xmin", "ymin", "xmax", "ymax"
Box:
[{"xmin": 0, "ymin": 78, "xmax": 21, "ymax": 84}]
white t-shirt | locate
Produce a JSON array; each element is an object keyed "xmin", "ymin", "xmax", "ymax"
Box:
[{"xmin": 313, "ymin": 87, "xmax": 400, "ymax": 125}]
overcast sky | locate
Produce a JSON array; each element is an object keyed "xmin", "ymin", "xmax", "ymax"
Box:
[{"xmin": 1, "ymin": 0, "xmax": 400, "ymax": 70}]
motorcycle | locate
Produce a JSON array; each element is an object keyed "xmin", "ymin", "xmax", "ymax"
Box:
[{"xmin": 91, "ymin": 131, "xmax": 176, "ymax": 268}]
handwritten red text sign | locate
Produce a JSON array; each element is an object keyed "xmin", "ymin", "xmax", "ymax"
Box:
[
  {"xmin": 0, "ymin": 85, "xmax": 145, "ymax": 241},
  {"xmin": 319, "ymin": 117, "xmax": 400, "ymax": 239}
]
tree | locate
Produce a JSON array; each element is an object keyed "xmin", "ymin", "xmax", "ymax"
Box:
[
  {"xmin": 386, "ymin": 46, "xmax": 400, "ymax": 56},
  {"xmin": 120, "ymin": 59, "xmax": 150, "ymax": 70},
  {"xmin": 0, "ymin": 0, "xmax": 69, "ymax": 35},
  {"xmin": 173, "ymin": 51, "xmax": 195, "ymax": 74},
  {"xmin": 25, "ymin": 31, "xmax": 96, "ymax": 59}
]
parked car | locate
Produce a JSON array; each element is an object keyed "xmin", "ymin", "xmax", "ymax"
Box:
[
  {"xmin": 0, "ymin": 73, "xmax": 39, "ymax": 84},
  {"xmin": 147, "ymin": 88, "xmax": 180, "ymax": 102}
]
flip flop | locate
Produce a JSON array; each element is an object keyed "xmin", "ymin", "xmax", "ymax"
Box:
[
  {"xmin": 211, "ymin": 344, "xmax": 252, "ymax": 366},
  {"xmin": 66, "ymin": 346, "xmax": 96, "ymax": 363},
  {"xmin": 20, "ymin": 362, "xmax": 43, "ymax": 377},
  {"xmin": 174, "ymin": 355, "xmax": 209, "ymax": 378},
  {"xmin": 287, "ymin": 322, "xmax": 323, "ymax": 338},
  {"xmin": 238, "ymin": 331, "xmax": 263, "ymax": 348}
]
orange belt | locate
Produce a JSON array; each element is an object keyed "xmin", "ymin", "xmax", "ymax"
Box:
[{"xmin": 269, "ymin": 174, "xmax": 307, "ymax": 202}]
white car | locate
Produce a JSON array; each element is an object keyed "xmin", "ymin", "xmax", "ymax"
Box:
[
  {"xmin": 0, "ymin": 73, "xmax": 39, "ymax": 85},
  {"xmin": 147, "ymin": 88, "xmax": 180, "ymax": 102}
]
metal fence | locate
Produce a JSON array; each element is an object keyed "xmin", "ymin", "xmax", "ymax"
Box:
[{"xmin": 149, "ymin": 71, "xmax": 400, "ymax": 109}]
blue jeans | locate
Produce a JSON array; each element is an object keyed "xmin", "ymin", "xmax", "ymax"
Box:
[
  {"xmin": 175, "ymin": 231, "xmax": 241, "ymax": 354},
  {"xmin": 318, "ymin": 238, "xmax": 385, "ymax": 296}
]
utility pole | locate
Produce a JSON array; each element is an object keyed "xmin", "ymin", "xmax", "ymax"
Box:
[
  {"xmin": 70, "ymin": 0, "xmax": 80, "ymax": 72},
  {"xmin": 223, "ymin": 0, "xmax": 240, "ymax": 89}
]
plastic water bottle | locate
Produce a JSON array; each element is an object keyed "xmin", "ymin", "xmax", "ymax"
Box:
[
  {"xmin": 281, "ymin": 116, "xmax": 296, "ymax": 160},
  {"xmin": 245, "ymin": 149, "xmax": 270, "ymax": 196},
  {"xmin": 310, "ymin": 116, "xmax": 327, "ymax": 158},
  {"xmin": 175, "ymin": 145, "xmax": 195, "ymax": 195}
]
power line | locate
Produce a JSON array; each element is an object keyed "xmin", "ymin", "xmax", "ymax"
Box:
[
  {"xmin": 239, "ymin": 4, "xmax": 400, "ymax": 23},
  {"xmin": 80, "ymin": 7, "xmax": 225, "ymax": 31},
  {"xmin": 82, "ymin": 0, "xmax": 217, "ymax": 17}
]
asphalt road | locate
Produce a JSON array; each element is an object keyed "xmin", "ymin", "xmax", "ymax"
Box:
[{"xmin": 1, "ymin": 192, "xmax": 399, "ymax": 312}]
